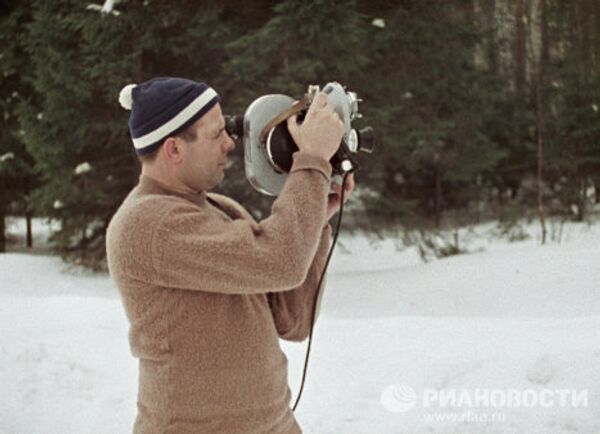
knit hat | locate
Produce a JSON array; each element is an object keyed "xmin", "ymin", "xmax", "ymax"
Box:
[{"xmin": 118, "ymin": 77, "xmax": 220, "ymax": 155}]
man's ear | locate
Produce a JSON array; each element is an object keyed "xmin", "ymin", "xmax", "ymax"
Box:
[{"xmin": 162, "ymin": 137, "xmax": 183, "ymax": 164}]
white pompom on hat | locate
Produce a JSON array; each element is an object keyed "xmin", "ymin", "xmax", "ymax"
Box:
[{"xmin": 119, "ymin": 84, "xmax": 137, "ymax": 110}]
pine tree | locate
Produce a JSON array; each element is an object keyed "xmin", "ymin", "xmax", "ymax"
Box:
[
  {"xmin": 9, "ymin": 0, "xmax": 600, "ymax": 266},
  {"xmin": 222, "ymin": 0, "xmax": 371, "ymax": 218},
  {"xmin": 0, "ymin": 0, "xmax": 37, "ymax": 252},
  {"xmin": 544, "ymin": 0, "xmax": 600, "ymax": 221},
  {"xmin": 356, "ymin": 0, "xmax": 507, "ymax": 228},
  {"xmin": 17, "ymin": 0, "xmax": 236, "ymax": 267}
]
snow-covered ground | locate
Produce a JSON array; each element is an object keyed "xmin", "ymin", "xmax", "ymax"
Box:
[{"xmin": 1, "ymin": 217, "xmax": 599, "ymax": 433}]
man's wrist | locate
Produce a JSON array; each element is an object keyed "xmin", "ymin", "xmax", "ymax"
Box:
[
  {"xmin": 296, "ymin": 149, "xmax": 326, "ymax": 161},
  {"xmin": 290, "ymin": 151, "xmax": 332, "ymax": 181}
]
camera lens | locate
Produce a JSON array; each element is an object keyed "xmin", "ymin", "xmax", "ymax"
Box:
[
  {"xmin": 265, "ymin": 123, "xmax": 298, "ymax": 174},
  {"xmin": 357, "ymin": 127, "xmax": 375, "ymax": 154}
]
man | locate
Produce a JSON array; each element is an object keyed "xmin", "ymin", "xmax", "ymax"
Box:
[{"xmin": 106, "ymin": 77, "xmax": 354, "ymax": 433}]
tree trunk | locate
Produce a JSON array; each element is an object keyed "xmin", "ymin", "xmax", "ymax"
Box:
[
  {"xmin": 482, "ymin": 0, "xmax": 498, "ymax": 74},
  {"xmin": 511, "ymin": 0, "xmax": 527, "ymax": 208},
  {"xmin": 514, "ymin": 0, "xmax": 526, "ymax": 98},
  {"xmin": 535, "ymin": 0, "xmax": 548, "ymax": 244},
  {"xmin": 577, "ymin": 177, "xmax": 587, "ymax": 222},
  {"xmin": 26, "ymin": 211, "xmax": 33, "ymax": 248},
  {"xmin": 595, "ymin": 1, "xmax": 600, "ymax": 70},
  {"xmin": 0, "ymin": 209, "xmax": 5, "ymax": 253},
  {"xmin": 461, "ymin": 0, "xmax": 477, "ymax": 66},
  {"xmin": 434, "ymin": 166, "xmax": 442, "ymax": 228},
  {"xmin": 0, "ymin": 179, "xmax": 5, "ymax": 252},
  {"xmin": 535, "ymin": 80, "xmax": 547, "ymax": 243}
]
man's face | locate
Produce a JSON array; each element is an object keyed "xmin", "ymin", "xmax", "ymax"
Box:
[{"xmin": 177, "ymin": 103, "xmax": 235, "ymax": 192}]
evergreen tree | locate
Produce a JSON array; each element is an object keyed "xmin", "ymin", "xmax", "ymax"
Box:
[
  {"xmin": 544, "ymin": 0, "xmax": 600, "ymax": 221},
  {"xmin": 357, "ymin": 0, "xmax": 507, "ymax": 228},
  {"xmin": 0, "ymin": 0, "xmax": 37, "ymax": 252},
  {"xmin": 223, "ymin": 0, "xmax": 371, "ymax": 218},
  {"xmin": 17, "ymin": 0, "xmax": 236, "ymax": 267},
  {"xmin": 5, "ymin": 0, "xmax": 599, "ymax": 266}
]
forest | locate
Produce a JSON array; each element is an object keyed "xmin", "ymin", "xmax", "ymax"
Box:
[{"xmin": 1, "ymin": 0, "xmax": 599, "ymax": 268}]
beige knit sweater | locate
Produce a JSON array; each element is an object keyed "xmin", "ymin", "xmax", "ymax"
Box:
[{"xmin": 106, "ymin": 151, "xmax": 333, "ymax": 433}]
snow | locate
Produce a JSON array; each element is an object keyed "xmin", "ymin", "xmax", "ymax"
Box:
[
  {"xmin": 86, "ymin": 1, "xmax": 120, "ymax": 16},
  {"xmin": 0, "ymin": 152, "xmax": 14, "ymax": 163},
  {"xmin": 371, "ymin": 18, "xmax": 386, "ymax": 29},
  {"xmin": 100, "ymin": 0, "xmax": 115, "ymax": 14},
  {"xmin": 74, "ymin": 162, "xmax": 92, "ymax": 176},
  {"xmin": 1, "ymin": 217, "xmax": 599, "ymax": 433}
]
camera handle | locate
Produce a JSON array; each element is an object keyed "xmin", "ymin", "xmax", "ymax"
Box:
[{"xmin": 259, "ymin": 93, "xmax": 312, "ymax": 145}]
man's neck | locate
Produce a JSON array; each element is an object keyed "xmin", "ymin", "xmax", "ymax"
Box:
[{"xmin": 141, "ymin": 166, "xmax": 198, "ymax": 196}]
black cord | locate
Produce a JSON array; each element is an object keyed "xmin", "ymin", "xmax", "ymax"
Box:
[{"xmin": 292, "ymin": 171, "xmax": 350, "ymax": 412}]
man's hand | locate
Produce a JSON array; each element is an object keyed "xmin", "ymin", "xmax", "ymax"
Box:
[
  {"xmin": 287, "ymin": 92, "xmax": 344, "ymax": 162},
  {"xmin": 326, "ymin": 173, "xmax": 355, "ymax": 221}
]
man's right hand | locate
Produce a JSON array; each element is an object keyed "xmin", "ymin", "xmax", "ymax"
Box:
[{"xmin": 287, "ymin": 92, "xmax": 345, "ymax": 162}]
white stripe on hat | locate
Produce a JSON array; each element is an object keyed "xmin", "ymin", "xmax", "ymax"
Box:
[{"xmin": 132, "ymin": 87, "xmax": 218, "ymax": 150}]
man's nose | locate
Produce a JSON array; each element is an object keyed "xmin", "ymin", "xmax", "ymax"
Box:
[{"xmin": 224, "ymin": 134, "xmax": 235, "ymax": 153}]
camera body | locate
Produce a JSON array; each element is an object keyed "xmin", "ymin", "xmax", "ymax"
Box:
[{"xmin": 226, "ymin": 82, "xmax": 373, "ymax": 196}]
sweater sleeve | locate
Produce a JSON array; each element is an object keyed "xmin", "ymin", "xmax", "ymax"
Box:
[
  {"xmin": 267, "ymin": 224, "xmax": 332, "ymax": 342},
  {"xmin": 150, "ymin": 151, "xmax": 332, "ymax": 294}
]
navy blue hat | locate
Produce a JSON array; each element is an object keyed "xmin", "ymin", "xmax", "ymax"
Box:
[{"xmin": 118, "ymin": 77, "xmax": 220, "ymax": 155}]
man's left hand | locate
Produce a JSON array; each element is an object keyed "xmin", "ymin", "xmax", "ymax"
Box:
[{"xmin": 326, "ymin": 173, "xmax": 355, "ymax": 221}]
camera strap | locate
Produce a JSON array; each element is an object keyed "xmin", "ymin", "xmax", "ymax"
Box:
[
  {"xmin": 291, "ymin": 170, "xmax": 350, "ymax": 412},
  {"xmin": 259, "ymin": 92, "xmax": 312, "ymax": 145}
]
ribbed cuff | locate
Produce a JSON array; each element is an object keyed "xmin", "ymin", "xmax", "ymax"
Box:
[{"xmin": 290, "ymin": 151, "xmax": 332, "ymax": 182}]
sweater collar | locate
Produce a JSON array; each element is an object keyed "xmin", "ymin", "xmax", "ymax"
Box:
[{"xmin": 137, "ymin": 174, "xmax": 207, "ymax": 207}]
